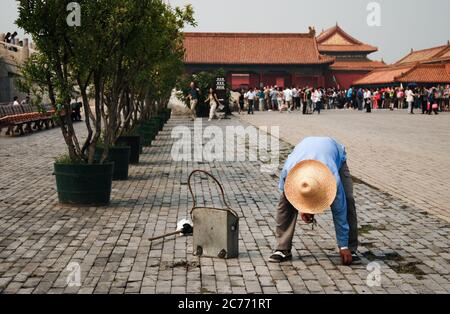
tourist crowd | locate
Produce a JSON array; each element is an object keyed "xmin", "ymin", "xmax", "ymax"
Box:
[{"xmin": 235, "ymin": 85, "xmax": 450, "ymax": 115}]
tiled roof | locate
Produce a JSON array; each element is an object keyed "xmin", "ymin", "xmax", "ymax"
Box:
[
  {"xmin": 316, "ymin": 25, "xmax": 378, "ymax": 53},
  {"xmin": 319, "ymin": 44, "xmax": 378, "ymax": 53},
  {"xmin": 439, "ymin": 48, "xmax": 450, "ymax": 59},
  {"xmin": 183, "ymin": 32, "xmax": 334, "ymax": 65},
  {"xmin": 330, "ymin": 60, "xmax": 385, "ymax": 71},
  {"xmin": 397, "ymin": 63, "xmax": 450, "ymax": 83},
  {"xmin": 396, "ymin": 44, "xmax": 450, "ymax": 64},
  {"xmin": 353, "ymin": 65, "xmax": 415, "ymax": 85},
  {"xmin": 354, "ymin": 63, "xmax": 450, "ymax": 86}
]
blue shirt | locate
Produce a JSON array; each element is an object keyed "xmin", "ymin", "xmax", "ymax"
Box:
[
  {"xmin": 279, "ymin": 137, "xmax": 349, "ymax": 248},
  {"xmin": 189, "ymin": 88, "xmax": 199, "ymax": 100},
  {"xmin": 270, "ymin": 90, "xmax": 278, "ymax": 101},
  {"xmin": 346, "ymin": 88, "xmax": 353, "ymax": 98}
]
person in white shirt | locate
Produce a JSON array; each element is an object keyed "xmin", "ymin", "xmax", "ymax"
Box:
[
  {"xmin": 312, "ymin": 88, "xmax": 322, "ymax": 114},
  {"xmin": 405, "ymin": 88, "xmax": 415, "ymax": 114},
  {"xmin": 292, "ymin": 87, "xmax": 300, "ymax": 110},
  {"xmin": 245, "ymin": 88, "xmax": 256, "ymax": 115},
  {"xmin": 364, "ymin": 89, "xmax": 372, "ymax": 113},
  {"xmin": 331, "ymin": 90, "xmax": 338, "ymax": 109},
  {"xmin": 13, "ymin": 96, "xmax": 20, "ymax": 106},
  {"xmin": 283, "ymin": 87, "xmax": 293, "ymax": 112}
]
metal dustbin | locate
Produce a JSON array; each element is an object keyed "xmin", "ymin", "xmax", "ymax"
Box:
[{"xmin": 188, "ymin": 170, "xmax": 239, "ymax": 259}]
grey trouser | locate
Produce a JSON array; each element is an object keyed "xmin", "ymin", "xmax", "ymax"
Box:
[{"xmin": 275, "ymin": 161, "xmax": 358, "ymax": 252}]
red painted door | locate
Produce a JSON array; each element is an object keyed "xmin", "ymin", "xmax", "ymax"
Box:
[
  {"xmin": 276, "ymin": 77, "xmax": 285, "ymax": 88},
  {"xmin": 231, "ymin": 74, "xmax": 250, "ymax": 90}
]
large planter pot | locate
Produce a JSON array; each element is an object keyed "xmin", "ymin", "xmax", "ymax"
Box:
[
  {"xmin": 138, "ymin": 134, "xmax": 144, "ymax": 154},
  {"xmin": 95, "ymin": 146, "xmax": 131, "ymax": 180},
  {"xmin": 143, "ymin": 118, "xmax": 161, "ymax": 134},
  {"xmin": 117, "ymin": 136, "xmax": 140, "ymax": 164},
  {"xmin": 165, "ymin": 108, "xmax": 172, "ymax": 120},
  {"xmin": 54, "ymin": 163, "xmax": 114, "ymax": 206},
  {"xmin": 138, "ymin": 122, "xmax": 159, "ymax": 147},
  {"xmin": 160, "ymin": 110, "xmax": 170, "ymax": 123},
  {"xmin": 137, "ymin": 127, "xmax": 154, "ymax": 147},
  {"xmin": 152, "ymin": 116, "xmax": 164, "ymax": 131}
]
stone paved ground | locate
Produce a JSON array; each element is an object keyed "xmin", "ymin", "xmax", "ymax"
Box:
[
  {"xmin": 0, "ymin": 115, "xmax": 449, "ymax": 294},
  {"xmin": 239, "ymin": 110, "xmax": 450, "ymax": 223}
]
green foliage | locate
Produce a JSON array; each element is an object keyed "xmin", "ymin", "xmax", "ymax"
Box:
[
  {"xmin": 54, "ymin": 154, "xmax": 84, "ymax": 165},
  {"xmin": 96, "ymin": 138, "xmax": 128, "ymax": 149},
  {"xmin": 176, "ymin": 69, "xmax": 227, "ymax": 106},
  {"xmin": 15, "ymin": 53, "xmax": 51, "ymax": 109},
  {"xmin": 16, "ymin": 0, "xmax": 196, "ymax": 164},
  {"xmin": 121, "ymin": 127, "xmax": 139, "ymax": 137}
]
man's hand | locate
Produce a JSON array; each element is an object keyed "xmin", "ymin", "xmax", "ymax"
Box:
[
  {"xmin": 300, "ymin": 213, "xmax": 315, "ymax": 224},
  {"xmin": 339, "ymin": 248, "xmax": 353, "ymax": 266}
]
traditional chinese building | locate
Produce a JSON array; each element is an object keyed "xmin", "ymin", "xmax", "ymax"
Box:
[
  {"xmin": 183, "ymin": 30, "xmax": 335, "ymax": 90},
  {"xmin": 316, "ymin": 24, "xmax": 385, "ymax": 89},
  {"xmin": 396, "ymin": 42, "xmax": 450, "ymax": 66},
  {"xmin": 182, "ymin": 25, "xmax": 384, "ymax": 90},
  {"xmin": 354, "ymin": 42, "xmax": 450, "ymax": 87}
]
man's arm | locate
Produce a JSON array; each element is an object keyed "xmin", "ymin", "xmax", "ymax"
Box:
[
  {"xmin": 331, "ymin": 180, "xmax": 353, "ymax": 265},
  {"xmin": 331, "ymin": 179, "xmax": 349, "ymax": 249},
  {"xmin": 278, "ymin": 166, "xmax": 288, "ymax": 192}
]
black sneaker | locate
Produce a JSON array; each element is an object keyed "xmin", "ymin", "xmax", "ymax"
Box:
[
  {"xmin": 269, "ymin": 250, "xmax": 292, "ymax": 263},
  {"xmin": 351, "ymin": 252, "xmax": 362, "ymax": 265}
]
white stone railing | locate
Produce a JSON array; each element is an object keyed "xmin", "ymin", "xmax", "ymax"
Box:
[{"xmin": 0, "ymin": 36, "xmax": 37, "ymax": 66}]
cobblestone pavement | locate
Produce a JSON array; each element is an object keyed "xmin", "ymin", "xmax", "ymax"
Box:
[
  {"xmin": 0, "ymin": 116, "xmax": 449, "ymax": 294},
  {"xmin": 239, "ymin": 110, "xmax": 450, "ymax": 223}
]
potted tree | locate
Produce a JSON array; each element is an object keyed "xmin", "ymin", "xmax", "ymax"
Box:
[
  {"xmin": 16, "ymin": 0, "xmax": 195, "ymax": 204},
  {"xmin": 16, "ymin": 1, "xmax": 121, "ymax": 204}
]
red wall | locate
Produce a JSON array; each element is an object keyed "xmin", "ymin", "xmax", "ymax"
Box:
[
  {"xmin": 262, "ymin": 73, "xmax": 292, "ymax": 88},
  {"xmin": 226, "ymin": 71, "xmax": 326, "ymax": 90},
  {"xmin": 230, "ymin": 75, "xmax": 250, "ymax": 90},
  {"xmin": 228, "ymin": 73, "xmax": 260, "ymax": 90},
  {"xmin": 228, "ymin": 72, "xmax": 325, "ymax": 90},
  {"xmin": 326, "ymin": 71, "xmax": 370, "ymax": 89},
  {"xmin": 228, "ymin": 71, "xmax": 363, "ymax": 90},
  {"xmin": 249, "ymin": 73, "xmax": 260, "ymax": 89},
  {"xmin": 293, "ymin": 76, "xmax": 320, "ymax": 88}
]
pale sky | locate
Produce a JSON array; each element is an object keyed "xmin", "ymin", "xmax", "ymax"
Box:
[{"xmin": 2, "ymin": 0, "xmax": 450, "ymax": 63}]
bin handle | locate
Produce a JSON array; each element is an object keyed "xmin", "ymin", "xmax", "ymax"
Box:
[{"xmin": 187, "ymin": 170, "xmax": 238, "ymax": 218}]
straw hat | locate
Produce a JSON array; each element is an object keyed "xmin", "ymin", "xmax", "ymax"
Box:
[{"xmin": 284, "ymin": 160, "xmax": 337, "ymax": 215}]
